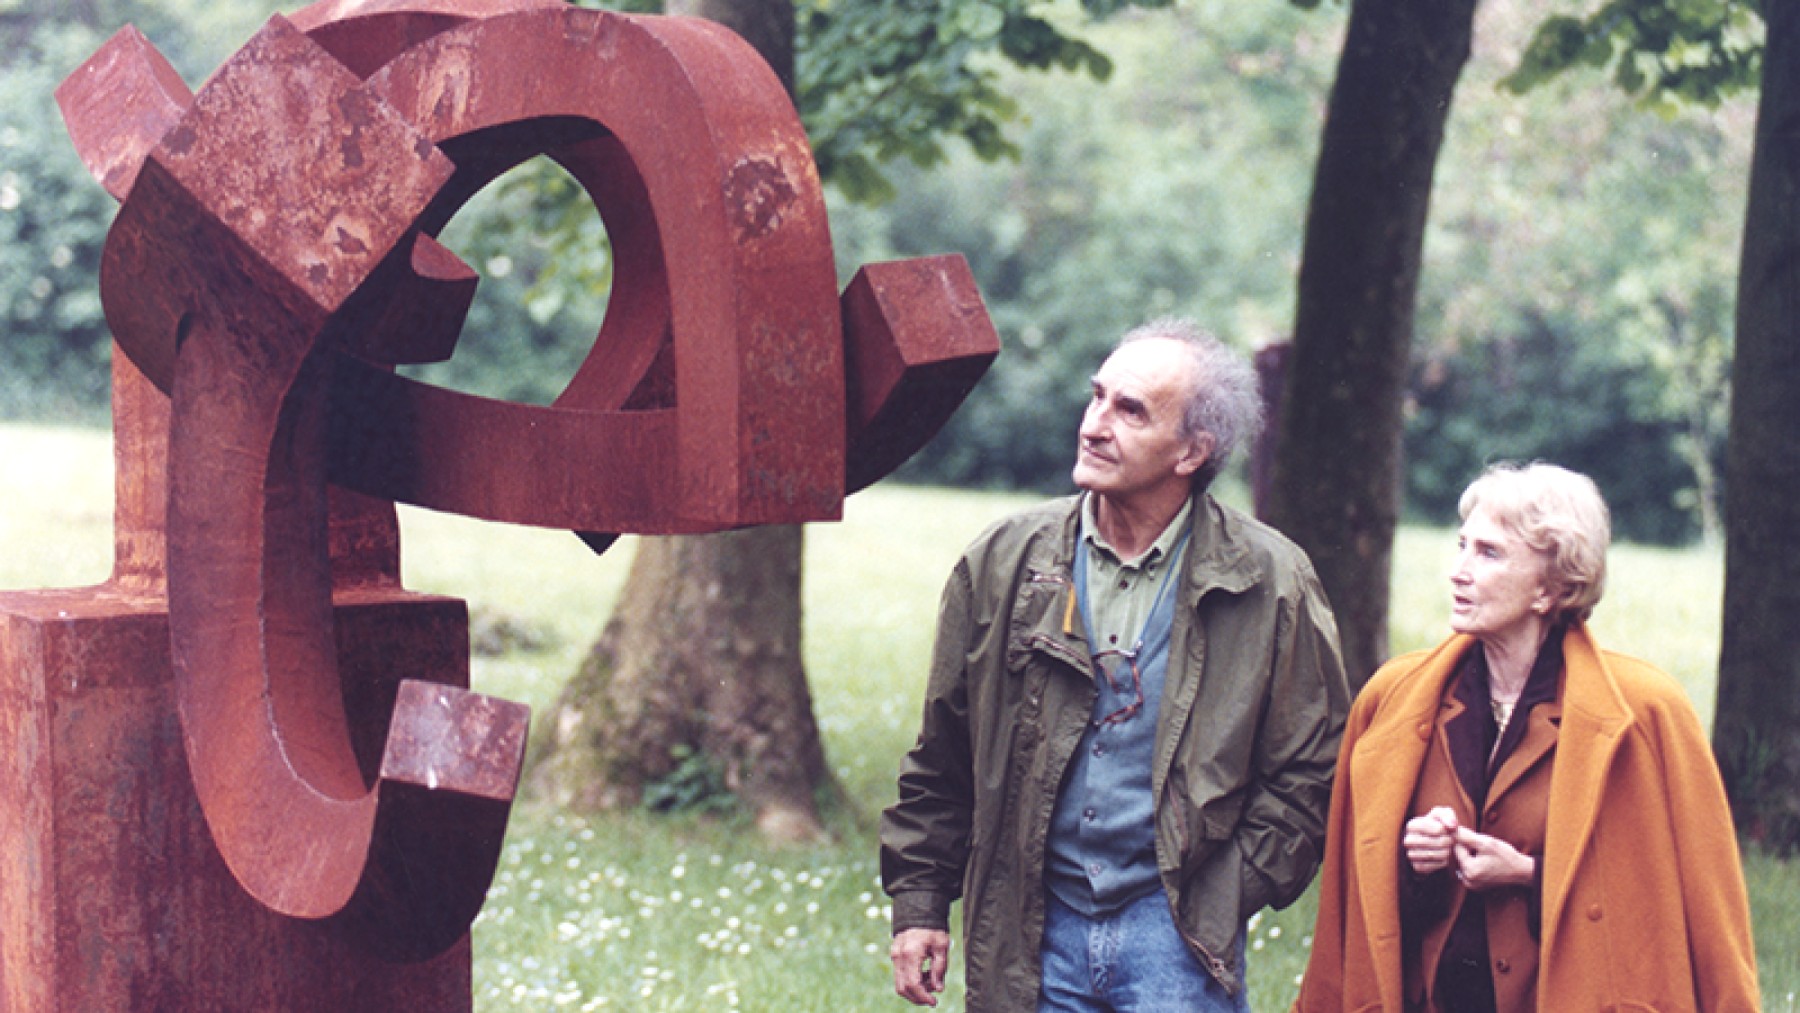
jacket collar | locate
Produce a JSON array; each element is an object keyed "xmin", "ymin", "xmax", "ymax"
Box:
[
  {"xmin": 1177, "ymin": 490, "xmax": 1262, "ymax": 601},
  {"xmin": 1014, "ymin": 488, "xmax": 1261, "ymax": 675},
  {"xmin": 1040, "ymin": 488, "xmax": 1262, "ymax": 600}
]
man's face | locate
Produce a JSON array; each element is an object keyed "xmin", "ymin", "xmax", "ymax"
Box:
[{"xmin": 1071, "ymin": 337, "xmax": 1211, "ymax": 506}]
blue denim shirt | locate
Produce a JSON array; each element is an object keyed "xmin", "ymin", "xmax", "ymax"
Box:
[{"xmin": 1044, "ymin": 522, "xmax": 1189, "ymax": 915}]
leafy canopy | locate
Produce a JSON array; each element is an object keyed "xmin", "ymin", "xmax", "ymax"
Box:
[
  {"xmin": 795, "ymin": 0, "xmax": 1168, "ymax": 203},
  {"xmin": 1503, "ymin": 0, "xmax": 1764, "ymax": 109},
  {"xmin": 589, "ymin": 0, "xmax": 1174, "ymax": 203}
]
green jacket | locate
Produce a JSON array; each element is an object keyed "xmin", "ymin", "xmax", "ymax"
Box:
[{"xmin": 881, "ymin": 490, "xmax": 1350, "ymax": 1010}]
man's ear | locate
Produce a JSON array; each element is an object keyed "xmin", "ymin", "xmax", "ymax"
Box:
[{"xmin": 1175, "ymin": 433, "xmax": 1215, "ymax": 479}]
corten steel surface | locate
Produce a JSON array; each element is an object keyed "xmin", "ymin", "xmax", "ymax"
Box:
[
  {"xmin": 40, "ymin": 0, "xmax": 998, "ymax": 972},
  {"xmin": 0, "ymin": 366, "xmax": 474, "ymax": 1006}
]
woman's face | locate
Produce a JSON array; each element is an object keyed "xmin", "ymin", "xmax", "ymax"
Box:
[{"xmin": 1449, "ymin": 504, "xmax": 1554, "ymax": 642}]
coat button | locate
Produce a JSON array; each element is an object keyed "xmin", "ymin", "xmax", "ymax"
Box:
[
  {"xmin": 1587, "ymin": 904, "xmax": 1604, "ymax": 921},
  {"xmin": 1485, "ymin": 806, "xmax": 1501, "ymax": 823},
  {"xmin": 1416, "ymin": 723, "xmax": 1432, "ymax": 740},
  {"xmin": 1495, "ymin": 959, "xmax": 1511, "ymax": 974}
]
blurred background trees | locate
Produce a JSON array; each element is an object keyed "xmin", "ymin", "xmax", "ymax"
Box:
[{"xmin": 2, "ymin": 0, "xmax": 1749, "ymax": 543}]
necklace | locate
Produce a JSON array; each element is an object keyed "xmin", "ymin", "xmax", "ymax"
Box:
[{"xmin": 1489, "ymin": 696, "xmax": 1516, "ymax": 732}]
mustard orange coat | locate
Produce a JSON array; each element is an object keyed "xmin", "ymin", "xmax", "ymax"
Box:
[{"xmin": 1294, "ymin": 624, "xmax": 1759, "ymax": 1012}]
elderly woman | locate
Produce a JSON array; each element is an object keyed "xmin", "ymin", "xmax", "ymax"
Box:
[{"xmin": 1295, "ymin": 462, "xmax": 1758, "ymax": 1012}]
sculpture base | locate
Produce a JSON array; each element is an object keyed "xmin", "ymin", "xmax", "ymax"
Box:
[{"xmin": 0, "ymin": 583, "xmax": 473, "ymax": 1011}]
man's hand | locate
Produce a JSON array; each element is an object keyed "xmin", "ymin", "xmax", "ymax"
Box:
[
  {"xmin": 891, "ymin": 927, "xmax": 951, "ymax": 1006},
  {"xmin": 1403, "ymin": 806, "xmax": 1460, "ymax": 876},
  {"xmin": 1452, "ymin": 827, "xmax": 1535, "ymax": 891}
]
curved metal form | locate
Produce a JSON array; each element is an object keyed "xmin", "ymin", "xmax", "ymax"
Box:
[{"xmin": 57, "ymin": 0, "xmax": 998, "ymax": 963}]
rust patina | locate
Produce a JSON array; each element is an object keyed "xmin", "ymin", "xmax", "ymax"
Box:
[{"xmin": 19, "ymin": 0, "xmax": 997, "ymax": 992}]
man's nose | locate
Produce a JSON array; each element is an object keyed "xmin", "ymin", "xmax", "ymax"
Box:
[{"xmin": 1080, "ymin": 402, "xmax": 1108, "ymax": 438}]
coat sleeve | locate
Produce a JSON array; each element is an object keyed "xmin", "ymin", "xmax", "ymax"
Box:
[
  {"xmin": 880, "ymin": 558, "xmax": 978, "ymax": 935},
  {"xmin": 1235, "ymin": 560, "xmax": 1353, "ymax": 914},
  {"xmin": 1650, "ymin": 687, "xmax": 1760, "ymax": 1011},
  {"xmin": 1290, "ymin": 690, "xmax": 1374, "ymax": 1012}
]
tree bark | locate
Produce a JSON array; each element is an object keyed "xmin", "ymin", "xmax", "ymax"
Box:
[
  {"xmin": 529, "ymin": 526, "xmax": 835, "ymax": 841},
  {"xmin": 1716, "ymin": 0, "xmax": 1800, "ymax": 853},
  {"xmin": 1265, "ymin": 0, "xmax": 1480, "ymax": 687},
  {"xmin": 527, "ymin": 0, "xmax": 838, "ymax": 843}
]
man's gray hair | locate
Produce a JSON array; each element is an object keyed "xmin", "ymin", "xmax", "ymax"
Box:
[{"xmin": 1118, "ymin": 316, "xmax": 1266, "ymax": 487}]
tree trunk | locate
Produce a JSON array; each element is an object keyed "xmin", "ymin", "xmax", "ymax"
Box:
[
  {"xmin": 1716, "ymin": 0, "xmax": 1800, "ymax": 853},
  {"xmin": 1265, "ymin": 0, "xmax": 1479, "ymax": 687},
  {"xmin": 529, "ymin": 526, "xmax": 835, "ymax": 841},
  {"xmin": 527, "ymin": 0, "xmax": 838, "ymax": 843}
]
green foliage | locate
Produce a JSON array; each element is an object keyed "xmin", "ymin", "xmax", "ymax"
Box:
[
  {"xmin": 0, "ymin": 0, "xmax": 289, "ymax": 422},
  {"xmin": 1408, "ymin": 17, "xmax": 1748, "ymax": 543},
  {"xmin": 1503, "ymin": 0, "xmax": 1764, "ymax": 108},
  {"xmin": 642, "ymin": 743, "xmax": 739, "ymax": 815},
  {"xmin": 1404, "ymin": 319, "xmax": 1699, "ymax": 544},
  {"xmin": 796, "ymin": 0, "xmax": 1166, "ymax": 204},
  {"xmin": 398, "ymin": 159, "xmax": 609, "ymax": 407},
  {"xmin": 0, "ymin": 22, "xmax": 121, "ymax": 423}
]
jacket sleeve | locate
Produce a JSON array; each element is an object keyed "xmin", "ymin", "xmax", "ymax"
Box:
[
  {"xmin": 1652, "ymin": 689, "xmax": 1760, "ymax": 1011},
  {"xmin": 880, "ymin": 558, "xmax": 978, "ymax": 935},
  {"xmin": 1235, "ymin": 561, "xmax": 1353, "ymax": 915}
]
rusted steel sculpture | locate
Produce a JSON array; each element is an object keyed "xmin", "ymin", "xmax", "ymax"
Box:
[{"xmin": 3, "ymin": 0, "xmax": 996, "ymax": 1005}]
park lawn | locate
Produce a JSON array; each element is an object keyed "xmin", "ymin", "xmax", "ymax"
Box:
[{"xmin": 1, "ymin": 422, "xmax": 1793, "ymax": 1011}]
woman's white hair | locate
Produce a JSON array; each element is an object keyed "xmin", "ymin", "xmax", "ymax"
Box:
[{"xmin": 1459, "ymin": 461, "xmax": 1612, "ymax": 622}]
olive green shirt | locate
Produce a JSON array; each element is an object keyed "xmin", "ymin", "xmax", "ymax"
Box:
[{"xmin": 1079, "ymin": 493, "xmax": 1192, "ymax": 655}]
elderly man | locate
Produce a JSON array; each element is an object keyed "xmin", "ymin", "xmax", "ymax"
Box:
[{"xmin": 881, "ymin": 318, "xmax": 1350, "ymax": 1012}]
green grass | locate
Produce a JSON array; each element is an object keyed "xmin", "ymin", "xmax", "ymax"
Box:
[{"xmin": 2, "ymin": 422, "xmax": 1791, "ymax": 1010}]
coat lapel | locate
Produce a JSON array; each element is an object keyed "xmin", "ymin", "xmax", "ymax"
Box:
[
  {"xmin": 1487, "ymin": 697, "xmax": 1562, "ymax": 805},
  {"xmin": 1348, "ymin": 637, "xmax": 1470, "ymax": 1008},
  {"xmin": 1539, "ymin": 624, "xmax": 1632, "ymax": 955}
]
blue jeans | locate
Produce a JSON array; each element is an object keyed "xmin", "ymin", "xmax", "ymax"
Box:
[{"xmin": 1038, "ymin": 890, "xmax": 1248, "ymax": 1013}]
